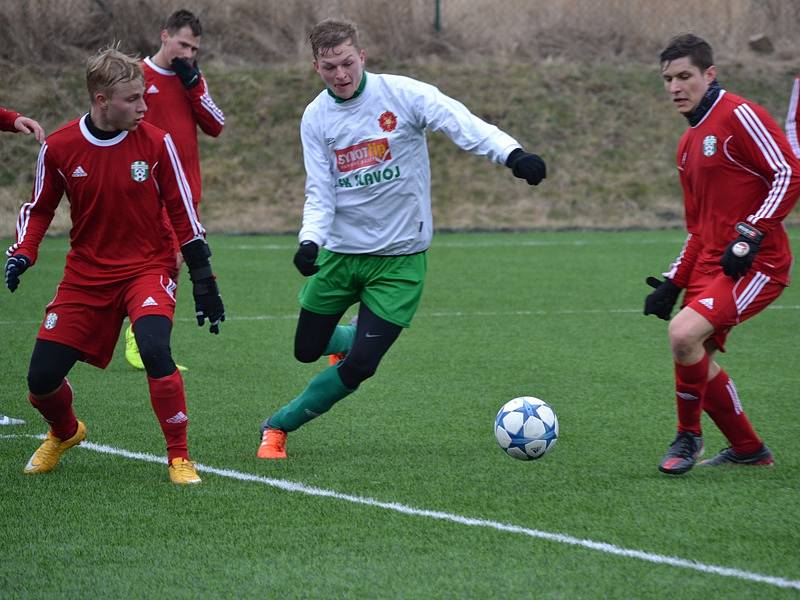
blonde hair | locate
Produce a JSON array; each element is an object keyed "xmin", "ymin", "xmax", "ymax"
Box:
[{"xmin": 86, "ymin": 46, "xmax": 142, "ymax": 102}]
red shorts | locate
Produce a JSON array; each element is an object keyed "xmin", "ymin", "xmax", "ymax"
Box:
[
  {"xmin": 682, "ymin": 269, "xmax": 784, "ymax": 351},
  {"xmin": 37, "ymin": 273, "xmax": 178, "ymax": 368}
]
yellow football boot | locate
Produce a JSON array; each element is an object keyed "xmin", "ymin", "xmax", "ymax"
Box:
[
  {"xmin": 24, "ymin": 420, "xmax": 87, "ymax": 474},
  {"xmin": 168, "ymin": 457, "xmax": 202, "ymax": 484}
]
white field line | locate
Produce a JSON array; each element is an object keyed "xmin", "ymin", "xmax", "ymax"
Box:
[
  {"xmin": 31, "ymin": 239, "xmax": 673, "ymax": 254},
  {"xmin": 2, "ymin": 433, "xmax": 799, "ymax": 591},
  {"xmin": 34, "ymin": 239, "xmax": 673, "ymax": 252},
  {"xmin": 1, "ymin": 304, "xmax": 799, "ymax": 328},
  {"xmin": 28, "ymin": 232, "xmax": 800, "ymax": 253}
]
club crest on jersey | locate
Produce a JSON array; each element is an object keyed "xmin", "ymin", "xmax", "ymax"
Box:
[
  {"xmin": 44, "ymin": 312, "xmax": 58, "ymax": 330},
  {"xmin": 702, "ymin": 135, "xmax": 717, "ymax": 157},
  {"xmin": 379, "ymin": 111, "xmax": 397, "ymax": 132},
  {"xmin": 131, "ymin": 160, "xmax": 149, "ymax": 182}
]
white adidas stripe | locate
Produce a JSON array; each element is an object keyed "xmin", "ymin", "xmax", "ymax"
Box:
[
  {"xmin": 735, "ymin": 271, "xmax": 770, "ymax": 315},
  {"xmin": 734, "ymin": 104, "xmax": 791, "ymax": 225},
  {"xmin": 163, "ymin": 133, "xmax": 203, "ymax": 238}
]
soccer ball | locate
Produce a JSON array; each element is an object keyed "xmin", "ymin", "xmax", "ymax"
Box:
[{"xmin": 494, "ymin": 396, "xmax": 559, "ymax": 460}]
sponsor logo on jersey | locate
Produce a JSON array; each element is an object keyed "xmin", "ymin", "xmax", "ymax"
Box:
[
  {"xmin": 379, "ymin": 111, "xmax": 397, "ymax": 132},
  {"xmin": 131, "ymin": 160, "xmax": 149, "ymax": 182},
  {"xmin": 699, "ymin": 297, "xmax": 714, "ymax": 310},
  {"xmin": 147, "ymin": 84, "xmax": 159, "ymax": 94},
  {"xmin": 71, "ymin": 166, "xmax": 88, "ymax": 177},
  {"xmin": 335, "ymin": 138, "xmax": 391, "ymax": 172},
  {"xmin": 141, "ymin": 296, "xmax": 158, "ymax": 307},
  {"xmin": 325, "ymin": 137, "xmax": 336, "ymax": 145},
  {"xmin": 702, "ymin": 135, "xmax": 717, "ymax": 157},
  {"xmin": 337, "ymin": 165, "xmax": 401, "ymax": 189},
  {"xmin": 44, "ymin": 312, "xmax": 58, "ymax": 330}
]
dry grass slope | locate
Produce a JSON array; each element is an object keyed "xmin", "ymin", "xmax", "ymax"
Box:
[
  {"xmin": 2, "ymin": 0, "xmax": 800, "ymax": 65},
  {"xmin": 1, "ymin": 0, "xmax": 799, "ymax": 233}
]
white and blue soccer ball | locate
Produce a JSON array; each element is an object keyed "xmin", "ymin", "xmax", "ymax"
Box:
[{"xmin": 494, "ymin": 396, "xmax": 559, "ymax": 460}]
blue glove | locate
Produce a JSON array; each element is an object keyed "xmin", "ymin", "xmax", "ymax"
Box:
[{"xmin": 5, "ymin": 254, "xmax": 30, "ymax": 292}]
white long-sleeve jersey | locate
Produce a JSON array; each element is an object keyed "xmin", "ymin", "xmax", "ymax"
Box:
[
  {"xmin": 786, "ymin": 75, "xmax": 800, "ymax": 158},
  {"xmin": 299, "ymin": 73, "xmax": 521, "ymax": 254}
]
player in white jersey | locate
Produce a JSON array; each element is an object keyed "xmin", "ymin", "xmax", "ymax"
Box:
[
  {"xmin": 786, "ymin": 73, "xmax": 800, "ymax": 158},
  {"xmin": 257, "ymin": 18, "xmax": 547, "ymax": 459}
]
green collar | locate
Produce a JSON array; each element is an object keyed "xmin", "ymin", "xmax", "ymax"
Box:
[{"xmin": 327, "ymin": 72, "xmax": 367, "ymax": 103}]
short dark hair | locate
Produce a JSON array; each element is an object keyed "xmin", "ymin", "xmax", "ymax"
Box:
[
  {"xmin": 309, "ymin": 18, "xmax": 359, "ymax": 59},
  {"xmin": 660, "ymin": 34, "xmax": 714, "ymax": 71},
  {"xmin": 164, "ymin": 9, "xmax": 202, "ymax": 37}
]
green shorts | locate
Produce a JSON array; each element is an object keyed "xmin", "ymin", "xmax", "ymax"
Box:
[{"xmin": 299, "ymin": 249, "xmax": 427, "ymax": 328}]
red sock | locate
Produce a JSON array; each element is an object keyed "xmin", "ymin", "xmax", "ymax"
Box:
[
  {"xmin": 674, "ymin": 353, "xmax": 708, "ymax": 435},
  {"xmin": 147, "ymin": 370, "xmax": 190, "ymax": 462},
  {"xmin": 29, "ymin": 379, "xmax": 78, "ymax": 440},
  {"xmin": 702, "ymin": 370, "xmax": 762, "ymax": 454}
]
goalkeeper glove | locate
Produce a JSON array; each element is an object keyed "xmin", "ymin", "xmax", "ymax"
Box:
[
  {"xmin": 4, "ymin": 254, "xmax": 30, "ymax": 293},
  {"xmin": 171, "ymin": 57, "xmax": 201, "ymax": 89},
  {"xmin": 293, "ymin": 241, "xmax": 320, "ymax": 276},
  {"xmin": 643, "ymin": 276, "xmax": 681, "ymax": 321},
  {"xmin": 181, "ymin": 239, "xmax": 225, "ymax": 334},
  {"xmin": 506, "ymin": 148, "xmax": 547, "ymax": 185},
  {"xmin": 191, "ymin": 276, "xmax": 225, "ymax": 334},
  {"xmin": 720, "ymin": 222, "xmax": 763, "ymax": 279}
]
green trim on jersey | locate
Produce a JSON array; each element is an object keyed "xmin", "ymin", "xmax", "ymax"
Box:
[
  {"xmin": 327, "ymin": 72, "xmax": 368, "ymax": 104},
  {"xmin": 299, "ymin": 249, "xmax": 427, "ymax": 328}
]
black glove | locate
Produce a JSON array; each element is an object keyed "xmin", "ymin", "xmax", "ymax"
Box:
[
  {"xmin": 171, "ymin": 57, "xmax": 201, "ymax": 89},
  {"xmin": 644, "ymin": 276, "xmax": 681, "ymax": 321},
  {"xmin": 4, "ymin": 254, "xmax": 30, "ymax": 292},
  {"xmin": 181, "ymin": 238, "xmax": 225, "ymax": 334},
  {"xmin": 293, "ymin": 241, "xmax": 319, "ymax": 276},
  {"xmin": 720, "ymin": 222, "xmax": 763, "ymax": 279},
  {"xmin": 506, "ymin": 148, "xmax": 547, "ymax": 185},
  {"xmin": 192, "ymin": 276, "xmax": 225, "ymax": 334}
]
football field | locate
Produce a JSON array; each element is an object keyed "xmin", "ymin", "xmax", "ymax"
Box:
[{"xmin": 1, "ymin": 229, "xmax": 799, "ymax": 598}]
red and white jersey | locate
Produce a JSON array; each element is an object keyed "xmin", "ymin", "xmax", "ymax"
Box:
[
  {"xmin": 666, "ymin": 90, "xmax": 800, "ymax": 287},
  {"xmin": 0, "ymin": 106, "xmax": 21, "ymax": 132},
  {"xmin": 7, "ymin": 115, "xmax": 205, "ymax": 286},
  {"xmin": 785, "ymin": 75, "xmax": 800, "ymax": 159},
  {"xmin": 141, "ymin": 57, "xmax": 225, "ymax": 206}
]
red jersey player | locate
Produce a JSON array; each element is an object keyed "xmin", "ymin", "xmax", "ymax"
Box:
[
  {"xmin": 4, "ymin": 48, "xmax": 225, "ymax": 484},
  {"xmin": 0, "ymin": 106, "xmax": 45, "ymax": 142},
  {"xmin": 0, "ymin": 105, "xmax": 44, "ymax": 427},
  {"xmin": 142, "ymin": 9, "xmax": 224, "ymax": 208},
  {"xmin": 644, "ymin": 34, "xmax": 800, "ymax": 475},
  {"xmin": 124, "ymin": 9, "xmax": 225, "ymax": 371}
]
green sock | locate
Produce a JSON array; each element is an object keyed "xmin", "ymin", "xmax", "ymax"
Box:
[
  {"xmin": 323, "ymin": 323, "xmax": 356, "ymax": 356},
  {"xmin": 268, "ymin": 366, "xmax": 355, "ymax": 432}
]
